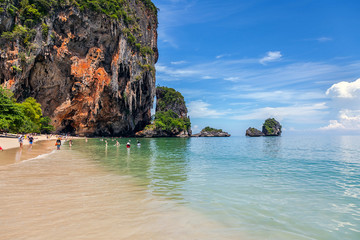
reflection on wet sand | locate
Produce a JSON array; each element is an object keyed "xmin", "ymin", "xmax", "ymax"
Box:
[{"xmin": 0, "ymin": 140, "xmax": 55, "ymax": 166}]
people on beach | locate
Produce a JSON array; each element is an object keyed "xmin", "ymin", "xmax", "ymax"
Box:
[
  {"xmin": 55, "ymin": 137, "xmax": 61, "ymax": 150},
  {"xmin": 28, "ymin": 135, "xmax": 34, "ymax": 145},
  {"xmin": 18, "ymin": 135, "xmax": 24, "ymax": 148},
  {"xmin": 0, "ymin": 146, "xmax": 3, "ymax": 151}
]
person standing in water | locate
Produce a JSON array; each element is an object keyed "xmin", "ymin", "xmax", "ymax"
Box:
[
  {"xmin": 69, "ymin": 139, "xmax": 73, "ymax": 147},
  {"xmin": 114, "ymin": 141, "xmax": 120, "ymax": 147},
  {"xmin": 56, "ymin": 138, "xmax": 61, "ymax": 150},
  {"xmin": 18, "ymin": 135, "xmax": 24, "ymax": 148},
  {"xmin": 126, "ymin": 141, "xmax": 131, "ymax": 149}
]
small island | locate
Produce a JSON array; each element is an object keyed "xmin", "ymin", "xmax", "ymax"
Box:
[
  {"xmin": 136, "ymin": 86, "xmax": 191, "ymax": 137},
  {"xmin": 192, "ymin": 126, "xmax": 230, "ymax": 137},
  {"xmin": 246, "ymin": 118, "xmax": 282, "ymax": 137}
]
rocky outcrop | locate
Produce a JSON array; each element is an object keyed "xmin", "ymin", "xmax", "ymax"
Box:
[
  {"xmin": 192, "ymin": 126, "xmax": 230, "ymax": 137},
  {"xmin": 192, "ymin": 131, "xmax": 230, "ymax": 137},
  {"xmin": 0, "ymin": 1, "xmax": 158, "ymax": 136},
  {"xmin": 135, "ymin": 86, "xmax": 191, "ymax": 137},
  {"xmin": 135, "ymin": 125, "xmax": 190, "ymax": 138},
  {"xmin": 246, "ymin": 118, "xmax": 282, "ymax": 137},
  {"xmin": 262, "ymin": 118, "xmax": 282, "ymax": 136},
  {"xmin": 245, "ymin": 127, "xmax": 264, "ymax": 137}
]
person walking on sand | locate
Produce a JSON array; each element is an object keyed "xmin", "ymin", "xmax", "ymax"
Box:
[
  {"xmin": 56, "ymin": 137, "xmax": 61, "ymax": 150},
  {"xmin": 18, "ymin": 135, "xmax": 24, "ymax": 148}
]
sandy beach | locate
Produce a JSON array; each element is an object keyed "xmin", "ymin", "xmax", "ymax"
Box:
[{"xmin": 0, "ymin": 134, "xmax": 56, "ymax": 150}]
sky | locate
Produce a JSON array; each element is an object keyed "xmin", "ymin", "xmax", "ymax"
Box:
[{"xmin": 152, "ymin": 0, "xmax": 360, "ymax": 136}]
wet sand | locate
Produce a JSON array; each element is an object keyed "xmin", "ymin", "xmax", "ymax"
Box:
[
  {"xmin": 0, "ymin": 140, "xmax": 57, "ymax": 166},
  {"xmin": 0, "ymin": 144, "xmax": 245, "ymax": 240}
]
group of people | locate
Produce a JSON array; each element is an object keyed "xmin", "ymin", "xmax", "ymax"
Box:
[
  {"xmin": 101, "ymin": 138, "xmax": 141, "ymax": 149},
  {"xmin": 18, "ymin": 135, "xmax": 35, "ymax": 148},
  {"xmin": 55, "ymin": 136, "xmax": 73, "ymax": 150}
]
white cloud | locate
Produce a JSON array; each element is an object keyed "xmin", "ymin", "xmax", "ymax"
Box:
[
  {"xmin": 192, "ymin": 125, "xmax": 199, "ymax": 132},
  {"xmin": 321, "ymin": 78, "xmax": 360, "ymax": 131},
  {"xmin": 171, "ymin": 60, "xmax": 187, "ymax": 65},
  {"xmin": 326, "ymin": 78, "xmax": 360, "ymax": 98},
  {"xmin": 231, "ymin": 103, "xmax": 328, "ymax": 123},
  {"xmin": 321, "ymin": 110, "xmax": 360, "ymax": 130},
  {"xmin": 216, "ymin": 54, "xmax": 231, "ymax": 59},
  {"xmin": 317, "ymin": 37, "xmax": 332, "ymax": 42},
  {"xmin": 188, "ymin": 100, "xmax": 226, "ymax": 118},
  {"xmin": 259, "ymin": 51, "xmax": 282, "ymax": 65}
]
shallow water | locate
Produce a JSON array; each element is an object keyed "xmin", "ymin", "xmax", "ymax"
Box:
[{"xmin": 0, "ymin": 136, "xmax": 359, "ymax": 239}]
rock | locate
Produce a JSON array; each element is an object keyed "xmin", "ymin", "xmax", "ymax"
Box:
[
  {"xmin": 245, "ymin": 127, "xmax": 265, "ymax": 137},
  {"xmin": 0, "ymin": 2, "xmax": 158, "ymax": 136},
  {"xmin": 192, "ymin": 126, "xmax": 230, "ymax": 137},
  {"xmin": 135, "ymin": 86, "xmax": 191, "ymax": 137},
  {"xmin": 262, "ymin": 118, "xmax": 282, "ymax": 136},
  {"xmin": 192, "ymin": 131, "xmax": 231, "ymax": 137},
  {"xmin": 245, "ymin": 118, "xmax": 282, "ymax": 137}
]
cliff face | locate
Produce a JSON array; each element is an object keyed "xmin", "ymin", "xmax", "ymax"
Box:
[
  {"xmin": 136, "ymin": 86, "xmax": 191, "ymax": 137},
  {"xmin": 0, "ymin": 1, "xmax": 158, "ymax": 136}
]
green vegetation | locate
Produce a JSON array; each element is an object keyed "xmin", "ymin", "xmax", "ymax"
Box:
[
  {"xmin": 139, "ymin": 0, "xmax": 157, "ymax": 16},
  {"xmin": 0, "ymin": 87, "xmax": 54, "ymax": 133},
  {"xmin": 142, "ymin": 86, "xmax": 191, "ymax": 134},
  {"xmin": 153, "ymin": 110, "xmax": 190, "ymax": 133},
  {"xmin": 1, "ymin": 0, "xmax": 157, "ymax": 45},
  {"xmin": 156, "ymin": 86, "xmax": 185, "ymax": 111},
  {"xmin": 41, "ymin": 23, "xmax": 48, "ymax": 38},
  {"xmin": 201, "ymin": 126, "xmax": 223, "ymax": 133},
  {"xmin": 262, "ymin": 118, "xmax": 281, "ymax": 135}
]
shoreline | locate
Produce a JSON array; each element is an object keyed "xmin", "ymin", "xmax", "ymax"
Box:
[
  {"xmin": 0, "ymin": 135, "xmax": 56, "ymax": 150},
  {"xmin": 0, "ymin": 135, "xmax": 80, "ymax": 166}
]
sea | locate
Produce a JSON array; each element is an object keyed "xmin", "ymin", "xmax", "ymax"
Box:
[{"xmin": 0, "ymin": 136, "xmax": 359, "ymax": 240}]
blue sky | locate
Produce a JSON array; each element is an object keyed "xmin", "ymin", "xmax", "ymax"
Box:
[{"xmin": 152, "ymin": 0, "xmax": 360, "ymax": 136}]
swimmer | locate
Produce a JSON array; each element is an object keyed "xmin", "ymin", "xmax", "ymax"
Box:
[
  {"xmin": 114, "ymin": 141, "xmax": 120, "ymax": 147},
  {"xmin": 69, "ymin": 139, "xmax": 73, "ymax": 147},
  {"xmin": 126, "ymin": 141, "xmax": 131, "ymax": 148},
  {"xmin": 105, "ymin": 140, "xmax": 108, "ymax": 147},
  {"xmin": 137, "ymin": 140, "xmax": 141, "ymax": 146}
]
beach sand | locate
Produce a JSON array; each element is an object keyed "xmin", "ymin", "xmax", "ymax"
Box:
[
  {"xmin": 0, "ymin": 140, "xmax": 244, "ymax": 240},
  {"xmin": 0, "ymin": 135, "xmax": 55, "ymax": 150}
]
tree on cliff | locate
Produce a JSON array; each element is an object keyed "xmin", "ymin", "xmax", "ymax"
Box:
[{"xmin": 137, "ymin": 86, "xmax": 191, "ymax": 137}]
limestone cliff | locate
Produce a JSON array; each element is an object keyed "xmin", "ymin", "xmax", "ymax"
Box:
[
  {"xmin": 0, "ymin": 0, "xmax": 158, "ymax": 136},
  {"xmin": 136, "ymin": 86, "xmax": 191, "ymax": 137}
]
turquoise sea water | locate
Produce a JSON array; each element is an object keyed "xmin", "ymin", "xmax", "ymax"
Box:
[{"xmin": 72, "ymin": 136, "xmax": 360, "ymax": 239}]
